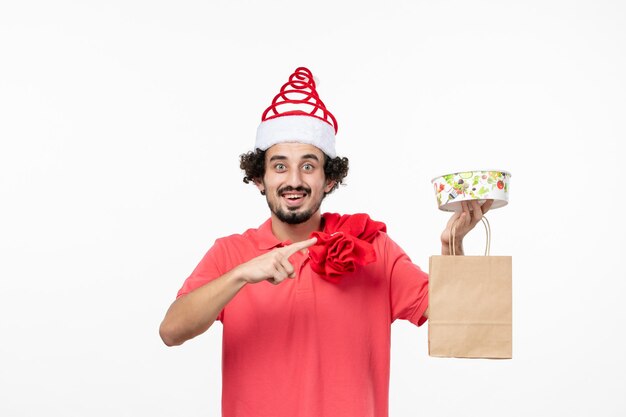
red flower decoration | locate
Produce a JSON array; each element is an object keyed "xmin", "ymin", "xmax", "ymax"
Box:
[{"xmin": 309, "ymin": 213, "xmax": 386, "ymax": 283}]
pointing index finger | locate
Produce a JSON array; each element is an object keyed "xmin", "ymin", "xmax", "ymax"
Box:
[{"xmin": 282, "ymin": 237, "xmax": 318, "ymax": 256}]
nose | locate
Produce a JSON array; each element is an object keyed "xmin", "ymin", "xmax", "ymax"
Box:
[{"xmin": 286, "ymin": 167, "xmax": 304, "ymax": 187}]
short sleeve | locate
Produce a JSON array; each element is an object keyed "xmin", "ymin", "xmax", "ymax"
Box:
[
  {"xmin": 176, "ymin": 239, "xmax": 227, "ymax": 321},
  {"xmin": 383, "ymin": 235, "xmax": 429, "ymax": 326}
]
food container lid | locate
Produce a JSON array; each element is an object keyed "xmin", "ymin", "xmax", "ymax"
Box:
[{"xmin": 431, "ymin": 170, "xmax": 511, "ymax": 212}]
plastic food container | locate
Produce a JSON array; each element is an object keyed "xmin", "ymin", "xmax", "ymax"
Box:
[{"xmin": 432, "ymin": 170, "xmax": 511, "ymax": 212}]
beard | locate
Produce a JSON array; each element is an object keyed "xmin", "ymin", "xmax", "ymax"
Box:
[
  {"xmin": 273, "ymin": 206, "xmax": 317, "ymax": 224},
  {"xmin": 266, "ymin": 186, "xmax": 322, "ymax": 225}
]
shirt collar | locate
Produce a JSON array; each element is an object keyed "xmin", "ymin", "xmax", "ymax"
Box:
[
  {"xmin": 253, "ymin": 214, "xmax": 336, "ymax": 250},
  {"xmin": 254, "ymin": 218, "xmax": 286, "ymax": 250}
]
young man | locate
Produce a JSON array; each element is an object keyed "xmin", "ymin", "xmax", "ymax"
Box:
[{"xmin": 159, "ymin": 67, "xmax": 491, "ymax": 417}]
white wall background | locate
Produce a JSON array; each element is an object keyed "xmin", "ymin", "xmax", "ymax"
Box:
[{"xmin": 1, "ymin": 0, "xmax": 624, "ymax": 415}]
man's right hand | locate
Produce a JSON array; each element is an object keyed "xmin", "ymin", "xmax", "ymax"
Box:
[
  {"xmin": 159, "ymin": 237, "xmax": 318, "ymax": 346},
  {"xmin": 234, "ymin": 237, "xmax": 317, "ymax": 285}
]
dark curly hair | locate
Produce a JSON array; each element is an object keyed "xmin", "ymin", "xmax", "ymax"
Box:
[{"xmin": 239, "ymin": 149, "xmax": 349, "ymax": 195}]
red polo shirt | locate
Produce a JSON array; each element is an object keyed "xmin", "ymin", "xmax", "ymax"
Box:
[{"xmin": 177, "ymin": 217, "xmax": 429, "ymax": 417}]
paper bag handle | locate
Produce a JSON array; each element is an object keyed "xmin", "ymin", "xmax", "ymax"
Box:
[{"xmin": 450, "ymin": 215, "xmax": 491, "ymax": 256}]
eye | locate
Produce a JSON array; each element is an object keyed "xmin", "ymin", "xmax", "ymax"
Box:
[
  {"xmin": 302, "ymin": 163, "xmax": 314, "ymax": 171},
  {"xmin": 274, "ymin": 163, "xmax": 286, "ymax": 171}
]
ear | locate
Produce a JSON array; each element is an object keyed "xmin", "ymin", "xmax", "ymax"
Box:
[
  {"xmin": 324, "ymin": 180, "xmax": 336, "ymax": 193},
  {"xmin": 254, "ymin": 178, "xmax": 265, "ymax": 194}
]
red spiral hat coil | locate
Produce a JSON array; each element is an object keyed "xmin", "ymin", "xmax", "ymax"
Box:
[{"xmin": 261, "ymin": 67, "xmax": 338, "ymax": 134}]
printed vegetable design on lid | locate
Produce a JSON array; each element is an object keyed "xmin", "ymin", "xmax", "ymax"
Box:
[{"xmin": 432, "ymin": 170, "xmax": 511, "ymax": 212}]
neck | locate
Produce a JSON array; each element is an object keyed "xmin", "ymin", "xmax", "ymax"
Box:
[{"xmin": 270, "ymin": 211, "xmax": 323, "ymax": 243}]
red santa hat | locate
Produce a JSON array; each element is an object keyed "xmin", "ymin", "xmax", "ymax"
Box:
[{"xmin": 255, "ymin": 67, "xmax": 338, "ymax": 158}]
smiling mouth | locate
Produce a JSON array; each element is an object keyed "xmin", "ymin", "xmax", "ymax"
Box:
[
  {"xmin": 279, "ymin": 187, "xmax": 309, "ymax": 206},
  {"xmin": 282, "ymin": 192, "xmax": 307, "ymax": 208},
  {"xmin": 283, "ymin": 193, "xmax": 305, "ymax": 201}
]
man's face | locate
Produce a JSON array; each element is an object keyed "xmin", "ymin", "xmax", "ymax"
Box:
[{"xmin": 256, "ymin": 143, "xmax": 335, "ymax": 225}]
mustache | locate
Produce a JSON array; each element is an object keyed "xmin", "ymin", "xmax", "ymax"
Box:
[{"xmin": 277, "ymin": 186, "xmax": 311, "ymax": 195}]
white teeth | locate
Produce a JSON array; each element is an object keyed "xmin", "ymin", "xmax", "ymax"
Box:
[{"xmin": 284, "ymin": 194, "xmax": 303, "ymax": 199}]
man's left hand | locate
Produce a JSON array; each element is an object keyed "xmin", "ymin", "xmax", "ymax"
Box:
[{"xmin": 440, "ymin": 199, "xmax": 493, "ymax": 255}]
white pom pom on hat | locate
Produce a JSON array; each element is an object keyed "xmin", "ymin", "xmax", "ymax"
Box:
[{"xmin": 255, "ymin": 67, "xmax": 338, "ymax": 158}]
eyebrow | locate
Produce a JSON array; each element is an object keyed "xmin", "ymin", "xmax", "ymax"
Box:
[
  {"xmin": 269, "ymin": 155, "xmax": 287, "ymax": 162},
  {"xmin": 301, "ymin": 154, "xmax": 320, "ymax": 162},
  {"xmin": 268, "ymin": 154, "xmax": 320, "ymax": 162}
]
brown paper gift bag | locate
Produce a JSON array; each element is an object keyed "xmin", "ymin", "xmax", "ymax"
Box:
[{"xmin": 428, "ymin": 217, "xmax": 512, "ymax": 359}]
